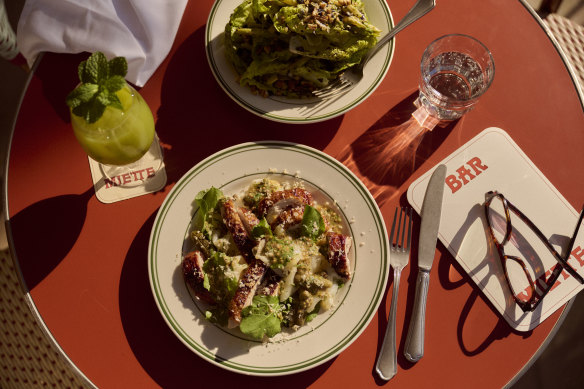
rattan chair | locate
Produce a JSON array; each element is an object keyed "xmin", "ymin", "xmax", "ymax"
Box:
[
  {"xmin": 544, "ymin": 12, "xmax": 584, "ymax": 88},
  {"xmin": 540, "ymin": 0, "xmax": 564, "ymax": 14},
  {"xmin": 0, "ymin": 228, "xmax": 91, "ymax": 388}
]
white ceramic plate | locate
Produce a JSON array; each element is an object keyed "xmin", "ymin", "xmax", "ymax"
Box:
[
  {"xmin": 149, "ymin": 142, "xmax": 389, "ymax": 375},
  {"xmin": 205, "ymin": 0, "xmax": 395, "ymax": 123}
]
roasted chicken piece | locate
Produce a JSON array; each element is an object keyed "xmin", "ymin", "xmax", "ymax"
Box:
[
  {"xmin": 257, "ymin": 188, "xmax": 313, "ymax": 224},
  {"xmin": 270, "ymin": 205, "xmax": 305, "ymax": 230},
  {"xmin": 257, "ymin": 268, "xmax": 281, "ymax": 297},
  {"xmin": 326, "ymin": 233, "xmax": 352, "ymax": 280},
  {"xmin": 237, "ymin": 206, "xmax": 260, "ymax": 235},
  {"xmin": 221, "ymin": 198, "xmax": 258, "ymax": 262},
  {"xmin": 228, "ymin": 258, "xmax": 268, "ymax": 327},
  {"xmin": 182, "ymin": 250, "xmax": 216, "ymax": 305}
]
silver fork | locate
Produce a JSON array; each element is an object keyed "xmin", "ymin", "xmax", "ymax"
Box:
[
  {"xmin": 375, "ymin": 206, "xmax": 413, "ymax": 381},
  {"xmin": 312, "ymin": 0, "xmax": 436, "ymax": 99}
]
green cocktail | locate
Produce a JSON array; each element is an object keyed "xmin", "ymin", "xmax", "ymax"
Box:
[
  {"xmin": 70, "ymin": 83, "xmax": 155, "ymax": 166},
  {"xmin": 66, "ymin": 52, "xmax": 162, "ymax": 186}
]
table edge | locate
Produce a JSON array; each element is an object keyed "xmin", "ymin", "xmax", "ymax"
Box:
[
  {"xmin": 503, "ymin": 1, "xmax": 583, "ymax": 387},
  {"xmin": 1, "ymin": 54, "xmax": 98, "ymax": 389},
  {"xmin": 517, "ymin": 0, "xmax": 584, "ymax": 106}
]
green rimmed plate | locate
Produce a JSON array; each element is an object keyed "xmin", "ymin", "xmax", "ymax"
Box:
[
  {"xmin": 205, "ymin": 0, "xmax": 394, "ymax": 124},
  {"xmin": 148, "ymin": 142, "xmax": 389, "ymax": 375}
]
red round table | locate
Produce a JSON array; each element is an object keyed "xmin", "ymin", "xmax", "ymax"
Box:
[{"xmin": 5, "ymin": 0, "xmax": 584, "ymax": 387}]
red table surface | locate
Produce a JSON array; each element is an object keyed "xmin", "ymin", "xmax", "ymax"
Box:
[{"xmin": 6, "ymin": 0, "xmax": 584, "ymax": 388}]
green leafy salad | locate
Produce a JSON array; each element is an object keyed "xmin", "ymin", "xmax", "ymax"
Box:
[
  {"xmin": 181, "ymin": 178, "xmax": 353, "ymax": 341},
  {"xmin": 224, "ymin": 0, "xmax": 380, "ymax": 97}
]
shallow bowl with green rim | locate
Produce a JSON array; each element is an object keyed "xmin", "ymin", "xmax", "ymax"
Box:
[
  {"xmin": 205, "ymin": 0, "xmax": 395, "ymax": 124},
  {"xmin": 148, "ymin": 142, "xmax": 390, "ymax": 375}
]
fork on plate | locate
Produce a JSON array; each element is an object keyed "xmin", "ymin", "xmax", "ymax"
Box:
[
  {"xmin": 310, "ymin": 0, "xmax": 436, "ymax": 99},
  {"xmin": 375, "ymin": 206, "xmax": 413, "ymax": 381}
]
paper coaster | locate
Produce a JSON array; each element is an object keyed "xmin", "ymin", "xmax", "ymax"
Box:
[
  {"xmin": 407, "ymin": 127, "xmax": 584, "ymax": 331},
  {"xmin": 88, "ymin": 158, "xmax": 167, "ymax": 203}
]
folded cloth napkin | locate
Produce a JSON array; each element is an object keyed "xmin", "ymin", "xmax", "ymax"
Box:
[{"xmin": 16, "ymin": 0, "xmax": 188, "ymax": 86}]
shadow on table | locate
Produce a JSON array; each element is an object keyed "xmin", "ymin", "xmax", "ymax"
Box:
[
  {"xmin": 348, "ymin": 96, "xmax": 454, "ymax": 380},
  {"xmin": 370, "ymin": 198, "xmax": 533, "ymax": 379},
  {"xmin": 437, "ymin": 250, "xmax": 534, "ymax": 355},
  {"xmin": 33, "ymin": 52, "xmax": 85, "ymax": 124},
  {"xmin": 428, "ymin": 208, "xmax": 534, "ymax": 360},
  {"xmin": 334, "ymin": 92, "xmax": 455, "ymax": 209},
  {"xmin": 7, "ymin": 187, "xmax": 94, "ymax": 290},
  {"xmin": 155, "ymin": 26, "xmax": 344, "ymax": 188},
  {"xmin": 119, "ymin": 213, "xmax": 333, "ymax": 388},
  {"xmin": 358, "ymin": 101, "xmax": 535, "ymax": 376}
]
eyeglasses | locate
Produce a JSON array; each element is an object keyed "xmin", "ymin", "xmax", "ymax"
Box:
[{"xmin": 484, "ymin": 191, "xmax": 584, "ymax": 312}]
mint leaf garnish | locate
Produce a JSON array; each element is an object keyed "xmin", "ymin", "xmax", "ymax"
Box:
[
  {"xmin": 108, "ymin": 57, "xmax": 128, "ymax": 77},
  {"xmin": 240, "ymin": 295, "xmax": 283, "ymax": 340},
  {"xmin": 77, "ymin": 99, "xmax": 107, "ymax": 124},
  {"xmin": 66, "ymin": 52, "xmax": 130, "ymax": 123},
  {"xmin": 96, "ymin": 90, "xmax": 112, "ymax": 106},
  {"xmin": 66, "ymin": 83, "xmax": 98, "ymax": 109},
  {"xmin": 107, "ymin": 93, "xmax": 123, "ymax": 111},
  {"xmin": 104, "ymin": 75, "xmax": 126, "ymax": 92},
  {"xmin": 84, "ymin": 51, "xmax": 107, "ymax": 84}
]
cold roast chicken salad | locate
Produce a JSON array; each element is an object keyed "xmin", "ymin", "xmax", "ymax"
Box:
[
  {"xmin": 224, "ymin": 0, "xmax": 381, "ymax": 97},
  {"xmin": 181, "ymin": 178, "xmax": 353, "ymax": 341}
]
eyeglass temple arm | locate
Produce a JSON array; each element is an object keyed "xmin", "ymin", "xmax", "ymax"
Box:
[
  {"xmin": 564, "ymin": 206, "xmax": 584, "ymax": 262},
  {"xmin": 508, "ymin": 201, "xmax": 584, "ymax": 284}
]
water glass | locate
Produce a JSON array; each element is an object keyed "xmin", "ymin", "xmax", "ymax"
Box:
[{"xmin": 418, "ymin": 34, "xmax": 495, "ymax": 121}]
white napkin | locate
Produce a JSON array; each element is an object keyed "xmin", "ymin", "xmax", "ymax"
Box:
[{"xmin": 16, "ymin": 0, "xmax": 188, "ymax": 87}]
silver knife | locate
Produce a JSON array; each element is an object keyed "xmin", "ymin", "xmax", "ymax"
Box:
[{"xmin": 403, "ymin": 164, "xmax": 447, "ymax": 362}]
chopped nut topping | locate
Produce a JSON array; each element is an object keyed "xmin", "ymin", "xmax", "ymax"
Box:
[{"xmin": 300, "ymin": 0, "xmax": 351, "ymax": 32}]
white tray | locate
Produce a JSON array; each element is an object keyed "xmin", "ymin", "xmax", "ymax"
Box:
[{"xmin": 407, "ymin": 127, "xmax": 584, "ymax": 331}]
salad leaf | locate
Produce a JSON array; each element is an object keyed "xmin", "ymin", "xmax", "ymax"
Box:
[
  {"xmin": 202, "ymin": 252, "xmax": 240, "ymax": 300},
  {"xmin": 301, "ymin": 205, "xmax": 325, "ymax": 239},
  {"xmin": 195, "ymin": 187, "xmax": 223, "ymax": 230},
  {"xmin": 251, "ymin": 217, "xmax": 273, "ymax": 238},
  {"xmin": 204, "ymin": 307, "xmax": 230, "ymax": 326},
  {"xmin": 190, "ymin": 231, "xmax": 212, "ymax": 257},
  {"xmin": 195, "ymin": 187, "xmax": 223, "ymax": 215},
  {"xmin": 224, "ymin": 0, "xmax": 380, "ymax": 97},
  {"xmin": 240, "ymin": 295, "xmax": 283, "ymax": 339},
  {"xmin": 305, "ymin": 301, "xmax": 321, "ymax": 323},
  {"xmin": 203, "ymin": 274, "xmax": 211, "ymax": 291}
]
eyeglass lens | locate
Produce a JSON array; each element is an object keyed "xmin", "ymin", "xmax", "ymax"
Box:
[{"xmin": 486, "ymin": 196, "xmax": 551, "ymax": 305}]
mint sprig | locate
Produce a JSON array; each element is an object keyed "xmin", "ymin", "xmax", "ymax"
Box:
[{"xmin": 66, "ymin": 52, "xmax": 129, "ymax": 123}]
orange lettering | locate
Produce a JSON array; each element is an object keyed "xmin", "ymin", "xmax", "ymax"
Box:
[
  {"xmin": 445, "ymin": 175, "xmax": 462, "ymax": 194},
  {"xmin": 444, "ymin": 157, "xmax": 489, "ymax": 194},
  {"xmin": 571, "ymin": 246, "xmax": 584, "ymax": 266},
  {"xmin": 456, "ymin": 166, "xmax": 475, "ymax": 185},
  {"xmin": 468, "ymin": 157, "xmax": 488, "ymax": 176}
]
